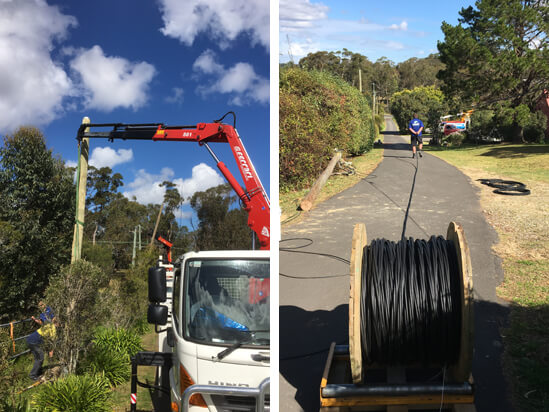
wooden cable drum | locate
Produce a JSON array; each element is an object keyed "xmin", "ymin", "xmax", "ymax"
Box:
[{"xmin": 348, "ymin": 221, "xmax": 474, "ymax": 384}]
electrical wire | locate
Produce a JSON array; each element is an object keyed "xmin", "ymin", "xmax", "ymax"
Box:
[{"xmin": 360, "ymin": 236, "xmax": 461, "ymax": 366}]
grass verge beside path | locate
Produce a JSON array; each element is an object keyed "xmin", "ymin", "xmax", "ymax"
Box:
[
  {"xmin": 280, "ymin": 147, "xmax": 384, "ymax": 226},
  {"xmin": 112, "ymin": 326, "xmax": 157, "ymax": 412},
  {"xmin": 426, "ymin": 143, "xmax": 549, "ymax": 411}
]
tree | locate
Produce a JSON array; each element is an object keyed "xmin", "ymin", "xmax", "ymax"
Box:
[
  {"xmin": 390, "ymin": 86, "xmax": 446, "ymax": 133},
  {"xmin": 437, "ymin": 0, "xmax": 549, "ymax": 141},
  {"xmin": 0, "ymin": 127, "xmax": 74, "ymax": 320},
  {"xmin": 397, "ymin": 54, "xmax": 444, "ymax": 90},
  {"xmin": 85, "ymin": 166, "xmax": 123, "ymax": 245},
  {"xmin": 299, "ymin": 51, "xmax": 342, "ymax": 74},
  {"xmin": 373, "ymin": 57, "xmax": 399, "ymax": 102},
  {"xmin": 190, "ymin": 184, "xmax": 253, "ymax": 250}
]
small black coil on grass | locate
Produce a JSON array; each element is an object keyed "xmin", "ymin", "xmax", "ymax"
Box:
[{"xmin": 360, "ymin": 236, "xmax": 462, "ymax": 366}]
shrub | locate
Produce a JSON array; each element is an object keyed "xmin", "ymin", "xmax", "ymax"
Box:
[
  {"xmin": 280, "ymin": 67, "xmax": 375, "ymax": 191},
  {"xmin": 82, "ymin": 243, "xmax": 114, "ymax": 276},
  {"xmin": 31, "ymin": 374, "xmax": 111, "ymax": 412},
  {"xmin": 78, "ymin": 328, "xmax": 142, "ymax": 388},
  {"xmin": 45, "ymin": 260, "xmax": 110, "ymax": 374},
  {"xmin": 84, "ymin": 348, "xmax": 130, "ymax": 387},
  {"xmin": 446, "ymin": 132, "xmax": 465, "ymax": 147},
  {"xmin": 92, "ymin": 327, "xmax": 143, "ymax": 359}
]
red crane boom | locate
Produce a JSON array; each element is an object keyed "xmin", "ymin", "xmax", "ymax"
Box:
[{"xmin": 77, "ymin": 114, "xmax": 270, "ymax": 250}]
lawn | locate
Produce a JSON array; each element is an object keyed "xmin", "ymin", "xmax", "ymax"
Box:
[
  {"xmin": 425, "ymin": 142, "xmax": 549, "ymax": 411},
  {"xmin": 112, "ymin": 326, "xmax": 158, "ymax": 412}
]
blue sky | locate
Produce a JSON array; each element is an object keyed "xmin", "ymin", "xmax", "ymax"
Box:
[
  {"xmin": 280, "ymin": 0, "xmax": 474, "ymax": 64},
  {"xmin": 0, "ymin": 0, "xmax": 269, "ymax": 227}
]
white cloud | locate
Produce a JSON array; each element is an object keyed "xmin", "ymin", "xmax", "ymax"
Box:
[
  {"xmin": 89, "ymin": 147, "xmax": 133, "ymax": 169},
  {"xmin": 193, "ymin": 50, "xmax": 269, "ymax": 105},
  {"xmin": 389, "ymin": 21, "xmax": 408, "ymax": 31},
  {"xmin": 65, "ymin": 160, "xmax": 77, "ymax": 168},
  {"xmin": 0, "ymin": 0, "xmax": 76, "ymax": 133},
  {"xmin": 280, "ymin": 0, "xmax": 328, "ymax": 31},
  {"xmin": 192, "ymin": 49, "xmax": 224, "ymax": 74},
  {"xmin": 157, "ymin": 0, "xmax": 269, "ymax": 49},
  {"xmin": 123, "ymin": 163, "xmax": 224, "ymax": 205},
  {"xmin": 70, "ymin": 45, "xmax": 156, "ymax": 112},
  {"xmin": 165, "ymin": 87, "xmax": 184, "ymax": 104}
]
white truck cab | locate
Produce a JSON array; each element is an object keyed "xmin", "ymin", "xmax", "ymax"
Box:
[{"xmin": 150, "ymin": 250, "xmax": 270, "ymax": 412}]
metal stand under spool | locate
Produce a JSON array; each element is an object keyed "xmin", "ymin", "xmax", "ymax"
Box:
[{"xmin": 320, "ymin": 222, "xmax": 475, "ymax": 411}]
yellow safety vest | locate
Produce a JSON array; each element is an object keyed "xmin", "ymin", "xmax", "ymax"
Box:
[{"xmin": 37, "ymin": 323, "xmax": 56, "ymax": 339}]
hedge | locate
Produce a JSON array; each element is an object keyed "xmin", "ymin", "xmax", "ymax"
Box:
[{"xmin": 280, "ymin": 67, "xmax": 375, "ymax": 191}]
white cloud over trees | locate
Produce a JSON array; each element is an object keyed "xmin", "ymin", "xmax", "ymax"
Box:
[{"xmin": 122, "ymin": 163, "xmax": 225, "ymax": 205}]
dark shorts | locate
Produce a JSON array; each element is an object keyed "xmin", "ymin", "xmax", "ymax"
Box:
[{"xmin": 411, "ymin": 134, "xmax": 423, "ymax": 145}]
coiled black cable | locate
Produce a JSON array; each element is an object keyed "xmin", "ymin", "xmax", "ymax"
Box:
[{"xmin": 360, "ymin": 236, "xmax": 462, "ymax": 366}]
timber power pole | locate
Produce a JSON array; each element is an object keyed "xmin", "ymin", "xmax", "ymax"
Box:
[{"xmin": 71, "ymin": 117, "xmax": 90, "ymax": 263}]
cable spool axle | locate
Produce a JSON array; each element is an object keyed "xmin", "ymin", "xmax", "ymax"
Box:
[{"xmin": 349, "ymin": 222, "xmax": 474, "ymax": 384}]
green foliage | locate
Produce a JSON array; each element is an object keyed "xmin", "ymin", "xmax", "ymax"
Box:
[
  {"xmin": 102, "ymin": 247, "xmax": 156, "ymax": 330},
  {"xmin": 190, "ymin": 184, "xmax": 254, "ymax": 250},
  {"xmin": 92, "ymin": 327, "xmax": 142, "ymax": 358},
  {"xmin": 397, "ymin": 54, "xmax": 444, "ymax": 90},
  {"xmin": 31, "ymin": 374, "xmax": 111, "ymax": 412},
  {"xmin": 83, "ymin": 349, "xmax": 130, "ymax": 387},
  {"xmin": 390, "ymin": 86, "xmax": 446, "ymax": 133},
  {"xmin": 80, "ymin": 327, "xmax": 142, "ymax": 387},
  {"xmin": 446, "ymin": 132, "xmax": 466, "ymax": 147},
  {"xmin": 0, "ymin": 329, "xmax": 12, "ymax": 401},
  {"xmin": 437, "ymin": 0, "xmax": 549, "ymax": 142},
  {"xmin": 375, "ymin": 114, "xmax": 385, "ymax": 134},
  {"xmin": 45, "ymin": 260, "xmax": 110, "ymax": 374},
  {"xmin": 280, "ymin": 67, "xmax": 375, "ymax": 190},
  {"xmin": 523, "ymin": 110, "xmax": 547, "ymax": 143},
  {"xmin": 0, "ymin": 397, "xmax": 30, "ymax": 412},
  {"xmin": 0, "ymin": 127, "xmax": 74, "ymax": 320},
  {"xmin": 81, "ymin": 243, "xmax": 114, "ymax": 275}
]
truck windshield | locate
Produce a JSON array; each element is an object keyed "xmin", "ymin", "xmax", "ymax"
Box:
[{"xmin": 184, "ymin": 258, "xmax": 270, "ymax": 347}]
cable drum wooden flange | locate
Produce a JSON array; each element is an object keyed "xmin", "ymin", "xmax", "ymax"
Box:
[{"xmin": 348, "ymin": 221, "xmax": 474, "ymax": 384}]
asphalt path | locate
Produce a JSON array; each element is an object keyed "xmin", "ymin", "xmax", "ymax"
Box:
[{"xmin": 279, "ymin": 115, "xmax": 513, "ymax": 412}]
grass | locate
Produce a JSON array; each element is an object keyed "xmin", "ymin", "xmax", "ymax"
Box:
[
  {"xmin": 426, "ymin": 141, "xmax": 549, "ymax": 411},
  {"xmin": 280, "ymin": 146, "xmax": 384, "ymax": 226},
  {"xmin": 111, "ymin": 325, "xmax": 158, "ymax": 412}
]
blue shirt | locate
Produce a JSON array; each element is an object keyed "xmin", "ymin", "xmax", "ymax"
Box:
[
  {"xmin": 408, "ymin": 118, "xmax": 424, "ymax": 135},
  {"xmin": 39, "ymin": 307, "xmax": 55, "ymax": 323}
]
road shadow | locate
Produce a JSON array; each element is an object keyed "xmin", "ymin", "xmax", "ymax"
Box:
[
  {"xmin": 278, "ymin": 299, "xmax": 537, "ymax": 412},
  {"xmin": 280, "ymin": 304, "xmax": 348, "ymax": 412}
]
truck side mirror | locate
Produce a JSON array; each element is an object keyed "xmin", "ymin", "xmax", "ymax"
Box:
[
  {"xmin": 148, "ymin": 304, "xmax": 168, "ymax": 325},
  {"xmin": 148, "ymin": 266, "xmax": 167, "ymax": 302}
]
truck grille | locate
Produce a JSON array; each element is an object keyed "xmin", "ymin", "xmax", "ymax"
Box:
[{"xmin": 210, "ymin": 394, "xmax": 270, "ymax": 412}]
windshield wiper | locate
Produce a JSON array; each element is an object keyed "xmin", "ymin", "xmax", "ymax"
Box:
[{"xmin": 212, "ymin": 330, "xmax": 269, "ymax": 362}]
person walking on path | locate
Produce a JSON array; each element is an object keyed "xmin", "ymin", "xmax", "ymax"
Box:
[
  {"xmin": 26, "ymin": 318, "xmax": 57, "ymax": 381},
  {"xmin": 408, "ymin": 113, "xmax": 424, "ymax": 158}
]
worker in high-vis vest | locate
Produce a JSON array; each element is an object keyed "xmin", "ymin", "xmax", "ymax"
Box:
[{"xmin": 26, "ymin": 318, "xmax": 58, "ymax": 381}]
